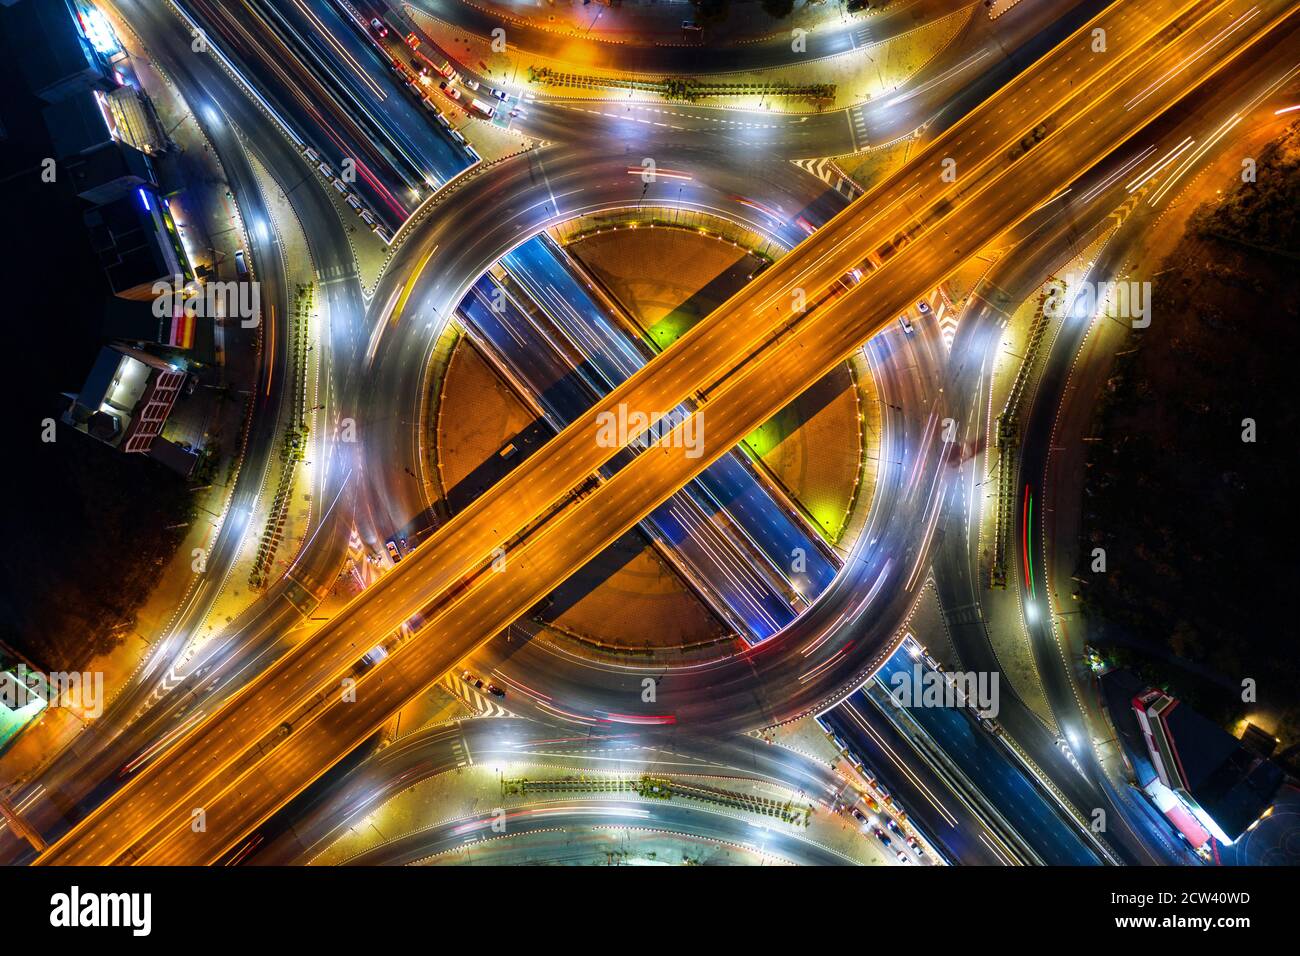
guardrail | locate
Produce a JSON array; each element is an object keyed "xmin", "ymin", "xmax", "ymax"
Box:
[
  {"xmin": 990, "ymin": 282, "xmax": 1058, "ymax": 588},
  {"xmin": 501, "ymin": 773, "xmax": 812, "ymax": 826},
  {"xmin": 528, "ymin": 67, "xmax": 835, "ymax": 104},
  {"xmin": 249, "ymin": 283, "xmax": 313, "ymax": 589}
]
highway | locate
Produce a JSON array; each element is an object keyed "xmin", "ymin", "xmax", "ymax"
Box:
[
  {"xmin": 35, "ymin": 0, "xmax": 1293, "ymax": 866},
  {"xmin": 8, "ymin": 0, "xmax": 1290, "ymax": 871},
  {"xmin": 38, "ymin": 0, "xmax": 1289, "ymax": 868}
]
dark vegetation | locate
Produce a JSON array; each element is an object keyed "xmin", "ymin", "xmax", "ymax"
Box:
[{"xmin": 1079, "ymin": 124, "xmax": 1300, "ymax": 745}]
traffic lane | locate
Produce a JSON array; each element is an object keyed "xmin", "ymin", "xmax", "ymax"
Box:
[
  {"xmin": 871, "ymin": 655, "xmax": 1101, "ymax": 865},
  {"xmin": 357, "ymin": 143, "xmax": 851, "ymax": 564},
  {"xmin": 821, "ymin": 699, "xmax": 1012, "ymax": 866},
  {"xmin": 369, "ymin": 0, "xmax": 1227, "ymax": 522},
  {"xmin": 509, "ymin": 0, "xmax": 1113, "ymax": 161},
  {"xmin": 31, "ymin": 0, "xmax": 390, "ymax": 858},
  {"xmin": 250, "ymin": 719, "xmax": 851, "ymax": 863},
  {"xmin": 932, "ymin": 224, "xmax": 1169, "ymax": 867},
  {"xmin": 938, "ymin": 35, "xmax": 1300, "ymax": 864},
  {"xmin": 179, "ymin": 0, "xmax": 418, "ymax": 224},
  {"xmin": 459, "ymin": 279, "xmax": 795, "ymax": 638},
  {"xmin": 285, "ymin": 0, "xmax": 469, "ymax": 185},
  {"xmin": 343, "ymin": 799, "xmax": 854, "ymax": 865},
  {"xmin": 402, "ymin": 0, "xmax": 968, "ymax": 75},
  {"xmin": 1017, "ymin": 23, "xmax": 1300, "ymax": 859},
  {"xmin": 462, "ymin": 323, "xmax": 940, "ymax": 732}
]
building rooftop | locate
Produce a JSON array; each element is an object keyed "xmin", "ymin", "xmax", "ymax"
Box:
[
  {"xmin": 41, "ymin": 88, "xmax": 114, "ymax": 158},
  {"xmin": 5, "ymin": 0, "xmax": 112, "ymax": 104},
  {"xmin": 82, "ymin": 189, "xmax": 186, "ymax": 299}
]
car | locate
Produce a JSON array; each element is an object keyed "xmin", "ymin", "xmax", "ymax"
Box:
[
  {"xmin": 489, "ymin": 87, "xmax": 509, "ymax": 101},
  {"xmin": 851, "ymin": 807, "xmax": 866, "ymax": 823},
  {"xmin": 385, "ymin": 540, "xmax": 401, "ymax": 563},
  {"xmin": 886, "ymin": 818, "xmax": 901, "ymax": 834},
  {"xmin": 370, "ymin": 18, "xmax": 388, "ymax": 37},
  {"xmin": 486, "ymin": 683, "xmax": 506, "ymax": 698},
  {"xmin": 439, "ymin": 80, "xmax": 461, "ymax": 101},
  {"xmin": 873, "ymin": 827, "xmax": 892, "ymax": 846},
  {"xmin": 464, "ymin": 77, "xmax": 480, "ymax": 91},
  {"xmin": 898, "ymin": 314, "xmax": 914, "ymax": 335},
  {"xmin": 917, "ymin": 299, "xmax": 932, "ymax": 314},
  {"xmin": 896, "ymin": 850, "xmax": 912, "ymax": 864},
  {"xmin": 233, "ymin": 249, "xmax": 248, "ymax": 277},
  {"xmin": 460, "ymin": 670, "xmax": 486, "ymax": 691}
]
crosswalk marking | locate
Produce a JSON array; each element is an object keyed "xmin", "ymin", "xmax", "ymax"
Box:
[
  {"xmin": 793, "ymin": 156, "xmax": 865, "ymax": 201},
  {"xmin": 442, "ymin": 675, "xmax": 511, "ymax": 718}
]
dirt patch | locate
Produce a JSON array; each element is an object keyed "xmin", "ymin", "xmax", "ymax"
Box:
[
  {"xmin": 743, "ymin": 365, "xmax": 862, "ymax": 544},
  {"xmin": 567, "ymin": 226, "xmax": 760, "ymax": 350},
  {"xmin": 435, "ymin": 337, "xmax": 535, "ymax": 493}
]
